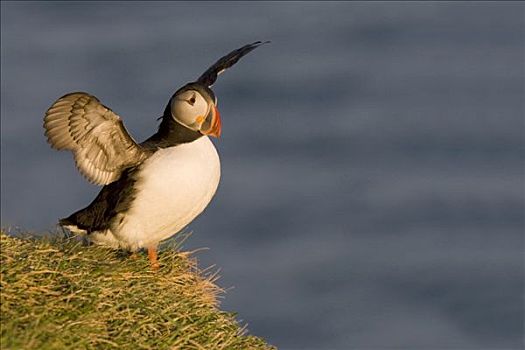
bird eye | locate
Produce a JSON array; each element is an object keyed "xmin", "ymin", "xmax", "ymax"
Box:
[{"xmin": 188, "ymin": 96, "xmax": 196, "ymax": 106}]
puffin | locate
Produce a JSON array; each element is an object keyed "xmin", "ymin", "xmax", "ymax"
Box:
[{"xmin": 43, "ymin": 41, "xmax": 267, "ymax": 268}]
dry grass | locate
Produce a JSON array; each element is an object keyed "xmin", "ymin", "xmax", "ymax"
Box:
[{"xmin": 0, "ymin": 232, "xmax": 274, "ymax": 350}]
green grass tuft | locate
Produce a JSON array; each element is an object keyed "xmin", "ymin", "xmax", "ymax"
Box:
[{"xmin": 0, "ymin": 232, "xmax": 274, "ymax": 350}]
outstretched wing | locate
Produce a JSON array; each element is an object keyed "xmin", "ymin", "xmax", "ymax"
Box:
[
  {"xmin": 197, "ymin": 41, "xmax": 270, "ymax": 87},
  {"xmin": 44, "ymin": 92, "xmax": 148, "ymax": 185}
]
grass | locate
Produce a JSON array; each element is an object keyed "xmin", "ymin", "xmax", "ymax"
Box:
[{"xmin": 0, "ymin": 232, "xmax": 275, "ymax": 350}]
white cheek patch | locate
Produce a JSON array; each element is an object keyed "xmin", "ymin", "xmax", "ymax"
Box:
[
  {"xmin": 170, "ymin": 91, "xmax": 209, "ymax": 130},
  {"xmin": 193, "ymin": 95, "xmax": 209, "ymax": 120}
]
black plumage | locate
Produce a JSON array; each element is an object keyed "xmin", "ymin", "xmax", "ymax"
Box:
[
  {"xmin": 60, "ymin": 167, "xmax": 140, "ymax": 232},
  {"xmin": 197, "ymin": 41, "xmax": 269, "ymax": 87}
]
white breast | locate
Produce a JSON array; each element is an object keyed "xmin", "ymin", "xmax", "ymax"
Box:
[{"xmin": 107, "ymin": 136, "xmax": 220, "ymax": 250}]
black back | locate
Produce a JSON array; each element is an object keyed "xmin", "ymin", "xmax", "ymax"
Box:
[{"xmin": 60, "ymin": 167, "xmax": 140, "ymax": 232}]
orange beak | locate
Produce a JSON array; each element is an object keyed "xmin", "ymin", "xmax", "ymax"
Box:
[{"xmin": 201, "ymin": 105, "xmax": 221, "ymax": 138}]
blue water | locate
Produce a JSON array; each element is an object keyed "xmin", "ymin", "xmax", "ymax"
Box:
[{"xmin": 1, "ymin": 2, "xmax": 524, "ymax": 349}]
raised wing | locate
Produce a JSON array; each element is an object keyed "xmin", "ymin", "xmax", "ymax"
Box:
[
  {"xmin": 197, "ymin": 41, "xmax": 270, "ymax": 87},
  {"xmin": 44, "ymin": 92, "xmax": 148, "ymax": 185}
]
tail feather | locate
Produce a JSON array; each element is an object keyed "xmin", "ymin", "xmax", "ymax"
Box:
[{"xmin": 59, "ymin": 220, "xmax": 88, "ymax": 235}]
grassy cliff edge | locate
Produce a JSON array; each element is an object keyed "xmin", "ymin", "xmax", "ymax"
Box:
[{"xmin": 0, "ymin": 232, "xmax": 274, "ymax": 349}]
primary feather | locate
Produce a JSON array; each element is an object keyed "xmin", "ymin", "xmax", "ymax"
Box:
[{"xmin": 43, "ymin": 93, "xmax": 148, "ymax": 185}]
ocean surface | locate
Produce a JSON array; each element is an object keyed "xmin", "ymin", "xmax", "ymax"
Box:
[{"xmin": 1, "ymin": 2, "xmax": 524, "ymax": 349}]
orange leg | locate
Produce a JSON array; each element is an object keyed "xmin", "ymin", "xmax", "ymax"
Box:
[{"xmin": 147, "ymin": 246, "xmax": 160, "ymax": 270}]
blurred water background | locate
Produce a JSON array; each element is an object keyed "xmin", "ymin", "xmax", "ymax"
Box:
[{"xmin": 1, "ymin": 2, "xmax": 524, "ymax": 349}]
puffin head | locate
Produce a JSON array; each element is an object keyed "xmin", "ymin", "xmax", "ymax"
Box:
[
  {"xmin": 166, "ymin": 41, "xmax": 269, "ymax": 139},
  {"xmin": 170, "ymin": 83, "xmax": 221, "ymax": 137}
]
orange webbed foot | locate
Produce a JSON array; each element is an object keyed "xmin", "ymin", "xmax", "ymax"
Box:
[{"xmin": 147, "ymin": 246, "xmax": 160, "ymax": 271}]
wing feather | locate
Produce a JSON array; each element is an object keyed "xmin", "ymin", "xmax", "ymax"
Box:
[
  {"xmin": 43, "ymin": 92, "xmax": 148, "ymax": 185},
  {"xmin": 197, "ymin": 41, "xmax": 269, "ymax": 87}
]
